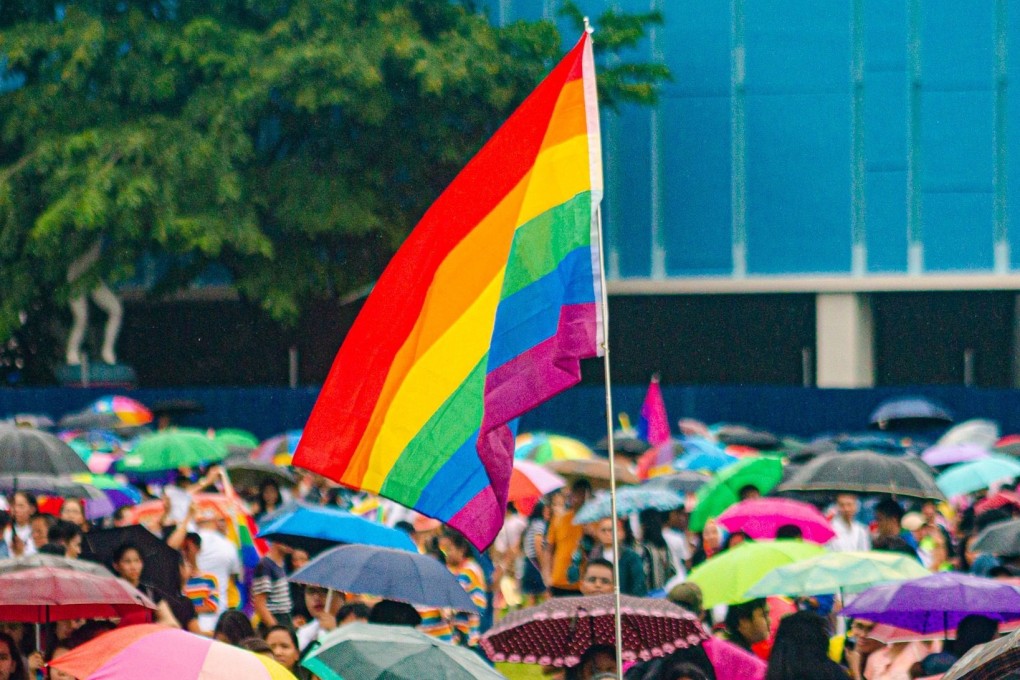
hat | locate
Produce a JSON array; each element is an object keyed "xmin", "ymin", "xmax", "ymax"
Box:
[
  {"xmin": 667, "ymin": 581, "xmax": 703, "ymax": 614},
  {"xmin": 901, "ymin": 512, "xmax": 925, "ymax": 532}
]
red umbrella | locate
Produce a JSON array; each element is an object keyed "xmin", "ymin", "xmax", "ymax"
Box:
[
  {"xmin": 0, "ymin": 566, "xmax": 156, "ymax": 622},
  {"xmin": 975, "ymin": 490, "xmax": 1020, "ymax": 516},
  {"xmin": 480, "ymin": 594, "xmax": 707, "ymax": 668}
]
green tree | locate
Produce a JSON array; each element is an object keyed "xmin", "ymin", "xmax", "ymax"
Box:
[{"xmin": 0, "ymin": 0, "xmax": 668, "ymax": 366}]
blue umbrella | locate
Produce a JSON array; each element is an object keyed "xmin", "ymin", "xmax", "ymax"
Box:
[
  {"xmin": 869, "ymin": 397, "xmax": 953, "ymax": 430},
  {"xmin": 573, "ymin": 487, "xmax": 684, "ymax": 524},
  {"xmin": 257, "ymin": 502, "xmax": 416, "ymax": 555},
  {"xmin": 935, "ymin": 455, "xmax": 1020, "ymax": 497},
  {"xmin": 674, "ymin": 440, "xmax": 739, "ymax": 473},
  {"xmin": 290, "ymin": 544, "xmax": 478, "ymax": 611}
]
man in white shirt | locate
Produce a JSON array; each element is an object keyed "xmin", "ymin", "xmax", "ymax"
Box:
[
  {"xmin": 195, "ymin": 512, "xmax": 242, "ymax": 632},
  {"xmin": 828, "ymin": 492, "xmax": 871, "ymax": 552},
  {"xmin": 662, "ymin": 507, "xmax": 692, "ymax": 592}
]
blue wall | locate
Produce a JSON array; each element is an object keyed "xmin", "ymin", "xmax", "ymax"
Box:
[{"xmin": 481, "ymin": 0, "xmax": 1019, "ymax": 279}]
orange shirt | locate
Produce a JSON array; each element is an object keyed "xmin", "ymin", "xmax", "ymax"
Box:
[{"xmin": 547, "ymin": 509, "xmax": 584, "ymax": 590}]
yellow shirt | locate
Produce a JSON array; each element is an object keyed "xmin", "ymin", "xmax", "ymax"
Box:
[{"xmin": 547, "ymin": 510, "xmax": 584, "ymax": 590}]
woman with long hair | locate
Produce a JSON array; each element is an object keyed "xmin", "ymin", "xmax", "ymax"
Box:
[
  {"xmin": 521, "ymin": 500, "xmax": 550, "ymax": 605},
  {"xmin": 638, "ymin": 509, "xmax": 676, "ymax": 593},
  {"xmin": 766, "ymin": 611, "xmax": 848, "ymax": 680}
]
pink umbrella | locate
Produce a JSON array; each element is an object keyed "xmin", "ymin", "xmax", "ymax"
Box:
[
  {"xmin": 716, "ymin": 497, "xmax": 835, "ymax": 544},
  {"xmin": 0, "ymin": 567, "xmax": 155, "ymax": 622},
  {"xmin": 922, "ymin": 443, "xmax": 991, "ymax": 467}
]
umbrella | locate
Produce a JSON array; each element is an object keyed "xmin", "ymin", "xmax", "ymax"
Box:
[
  {"xmin": 508, "ymin": 460, "xmax": 565, "ymax": 512},
  {"xmin": 641, "ymin": 470, "xmax": 711, "ymax": 496},
  {"xmin": 636, "ymin": 441, "xmax": 680, "ymax": 479},
  {"xmin": 715, "ymin": 497, "xmax": 835, "ymax": 544},
  {"xmin": 304, "ymin": 622, "xmax": 503, "ymax": 680},
  {"xmin": 0, "ymin": 553, "xmax": 113, "ymax": 577},
  {"xmin": 975, "ymin": 490, "xmax": 1020, "ymax": 516},
  {"xmin": 290, "ymin": 544, "xmax": 478, "ymax": 611},
  {"xmin": 0, "ymin": 474, "xmax": 115, "ymax": 519},
  {"xmin": 251, "ymin": 430, "xmax": 302, "ymax": 466},
  {"xmin": 480, "ymin": 594, "xmax": 707, "ymax": 667},
  {"xmin": 688, "ymin": 457, "xmax": 784, "ymax": 532},
  {"xmin": 89, "ymin": 395, "xmax": 153, "ymax": 426},
  {"xmin": 214, "ymin": 428, "xmax": 259, "ymax": 450},
  {"xmin": 922, "ymin": 443, "xmax": 992, "ymax": 467},
  {"xmin": 715, "ymin": 425, "xmax": 782, "ymax": 450},
  {"xmin": 936, "ymin": 455, "xmax": 1020, "ymax": 497},
  {"xmin": 869, "ymin": 396, "xmax": 953, "ymax": 430},
  {"xmin": 972, "ymin": 518, "xmax": 1020, "ymax": 556},
  {"xmin": 224, "ymin": 461, "xmax": 296, "ymax": 490},
  {"xmin": 0, "ymin": 566, "xmax": 155, "ymax": 622},
  {"xmin": 70, "ymin": 473, "xmax": 143, "ymax": 509},
  {"xmin": 516, "ymin": 433, "xmax": 595, "ymax": 463},
  {"xmin": 544, "ymin": 459, "xmax": 640, "ymax": 488},
  {"xmin": 0, "ymin": 424, "xmax": 90, "ymax": 475},
  {"xmin": 843, "ymin": 572, "xmax": 1020, "ymax": 633},
  {"xmin": 937, "ymin": 419, "xmax": 1001, "ymax": 449},
  {"xmin": 257, "ymin": 502, "xmax": 417, "ymax": 555},
  {"xmin": 117, "ymin": 430, "xmax": 228, "ymax": 474},
  {"xmin": 743, "ymin": 550, "xmax": 930, "ymax": 599},
  {"xmin": 7, "ymin": 414, "xmax": 54, "ymax": 428},
  {"xmin": 572, "ymin": 487, "xmax": 684, "ymax": 525},
  {"xmin": 777, "ymin": 450, "xmax": 945, "ymax": 500},
  {"xmin": 594, "ymin": 434, "xmax": 651, "ymax": 457},
  {"xmin": 123, "ymin": 494, "xmax": 235, "ymax": 528},
  {"xmin": 942, "ymin": 622, "xmax": 1020, "ymax": 680},
  {"xmin": 81, "ymin": 525, "xmax": 182, "ymax": 598},
  {"xmin": 50, "ymin": 623, "xmax": 296, "ymax": 680},
  {"xmin": 686, "ymin": 540, "xmax": 825, "ymax": 608},
  {"xmin": 673, "ymin": 441, "xmax": 740, "ymax": 473}
]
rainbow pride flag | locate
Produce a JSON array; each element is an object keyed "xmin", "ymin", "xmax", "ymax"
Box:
[{"xmin": 294, "ymin": 33, "xmax": 603, "ymax": 549}]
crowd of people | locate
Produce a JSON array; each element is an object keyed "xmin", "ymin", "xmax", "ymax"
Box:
[{"xmin": 1, "ymin": 414, "xmax": 1020, "ymax": 680}]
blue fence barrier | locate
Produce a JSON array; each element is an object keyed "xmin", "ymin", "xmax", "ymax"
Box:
[{"xmin": 6, "ymin": 385, "xmax": 1020, "ymax": 444}]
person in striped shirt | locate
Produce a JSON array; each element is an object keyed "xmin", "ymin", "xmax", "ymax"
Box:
[
  {"xmin": 440, "ymin": 530, "xmax": 488, "ymax": 647},
  {"xmin": 252, "ymin": 541, "xmax": 293, "ymax": 633}
]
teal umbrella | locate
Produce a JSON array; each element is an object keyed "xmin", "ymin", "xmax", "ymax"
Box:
[
  {"xmin": 117, "ymin": 431, "xmax": 228, "ymax": 473},
  {"xmin": 936, "ymin": 455, "xmax": 1020, "ymax": 497},
  {"xmin": 302, "ymin": 622, "xmax": 505, "ymax": 680},
  {"xmin": 744, "ymin": 550, "xmax": 930, "ymax": 599}
]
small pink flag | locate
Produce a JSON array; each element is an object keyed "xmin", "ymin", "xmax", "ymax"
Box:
[{"xmin": 638, "ymin": 375, "xmax": 671, "ymax": 446}]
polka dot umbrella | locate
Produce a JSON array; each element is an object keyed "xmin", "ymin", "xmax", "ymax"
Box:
[{"xmin": 480, "ymin": 593, "xmax": 707, "ymax": 668}]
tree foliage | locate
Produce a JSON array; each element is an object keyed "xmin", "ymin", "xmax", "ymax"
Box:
[{"xmin": 0, "ymin": 0, "xmax": 668, "ymax": 348}]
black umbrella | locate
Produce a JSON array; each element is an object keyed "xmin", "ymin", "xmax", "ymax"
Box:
[
  {"xmin": 0, "ymin": 475, "xmax": 115, "ymax": 518},
  {"xmin": 81, "ymin": 525, "xmax": 180, "ymax": 598},
  {"xmin": 869, "ymin": 396, "xmax": 953, "ymax": 431},
  {"xmin": 716, "ymin": 425, "xmax": 782, "ymax": 450},
  {"xmin": 642, "ymin": 470, "xmax": 712, "ymax": 496},
  {"xmin": 57, "ymin": 411, "xmax": 123, "ymax": 430},
  {"xmin": 0, "ymin": 425, "xmax": 89, "ymax": 475},
  {"xmin": 225, "ymin": 461, "xmax": 296, "ymax": 490},
  {"xmin": 778, "ymin": 450, "xmax": 945, "ymax": 500},
  {"xmin": 594, "ymin": 435, "xmax": 650, "ymax": 457},
  {"xmin": 972, "ymin": 518, "xmax": 1020, "ymax": 557}
]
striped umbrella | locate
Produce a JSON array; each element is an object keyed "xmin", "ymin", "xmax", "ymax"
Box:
[
  {"xmin": 71, "ymin": 473, "xmax": 143, "ymax": 509},
  {"xmin": 49, "ymin": 624, "xmax": 296, "ymax": 679},
  {"xmin": 514, "ymin": 433, "xmax": 594, "ymax": 463},
  {"xmin": 89, "ymin": 396, "xmax": 153, "ymax": 426}
]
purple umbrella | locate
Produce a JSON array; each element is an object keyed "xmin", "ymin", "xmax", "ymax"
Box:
[
  {"xmin": 843, "ymin": 572, "xmax": 1020, "ymax": 633},
  {"xmin": 922, "ymin": 443, "xmax": 991, "ymax": 467}
]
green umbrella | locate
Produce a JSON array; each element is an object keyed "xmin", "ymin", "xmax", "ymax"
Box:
[
  {"xmin": 743, "ymin": 550, "xmax": 930, "ymax": 600},
  {"xmin": 302, "ymin": 622, "xmax": 505, "ymax": 680},
  {"xmin": 117, "ymin": 431, "xmax": 228, "ymax": 473},
  {"xmin": 215, "ymin": 428, "xmax": 259, "ymax": 450},
  {"xmin": 687, "ymin": 539, "xmax": 824, "ymax": 608},
  {"xmin": 689, "ymin": 456, "xmax": 784, "ymax": 531}
]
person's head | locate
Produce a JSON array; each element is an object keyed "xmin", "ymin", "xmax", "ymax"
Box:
[
  {"xmin": 835, "ymin": 493, "xmax": 860, "ymax": 523},
  {"xmin": 112, "ymin": 543, "xmax": 143, "ymax": 585},
  {"xmin": 666, "ymin": 507, "xmax": 689, "ymax": 532},
  {"xmin": 953, "ymin": 615, "xmax": 998, "ymax": 658},
  {"xmin": 701, "ymin": 519, "xmax": 722, "ymax": 551},
  {"xmin": 639, "ymin": 509, "xmax": 667, "ymax": 548},
  {"xmin": 237, "ymin": 637, "xmax": 274, "ymax": 658},
  {"xmin": 528, "ymin": 500, "xmax": 547, "ymax": 523},
  {"xmin": 337, "ymin": 601, "xmax": 371, "ymax": 626},
  {"xmin": 47, "ymin": 642, "xmax": 76, "ymax": 680},
  {"xmin": 440, "ymin": 529, "xmax": 472, "ymax": 567},
  {"xmin": 264, "ymin": 626, "xmax": 300, "ymax": 671},
  {"xmin": 874, "ymin": 498, "xmax": 905, "ymax": 537},
  {"xmin": 766, "ymin": 611, "xmax": 831, "ymax": 680},
  {"xmin": 214, "ymin": 609, "xmax": 256, "ymax": 645},
  {"xmin": 665, "ymin": 663, "xmax": 710, "ymax": 680},
  {"xmin": 580, "ymin": 558, "xmax": 615, "ymax": 595},
  {"xmin": 775, "ymin": 524, "xmax": 803, "ymax": 541},
  {"xmin": 64, "ymin": 620, "xmax": 115, "ymax": 649},
  {"xmin": 368, "ymin": 599, "xmax": 422, "ymax": 627},
  {"xmin": 11, "ymin": 492, "xmax": 36, "ymax": 525},
  {"xmin": 290, "ymin": 548, "xmax": 310, "ymax": 572},
  {"xmin": 182, "ymin": 532, "xmax": 202, "ymax": 564},
  {"xmin": 59, "ymin": 498, "xmax": 86, "ymax": 529},
  {"xmin": 921, "ymin": 500, "xmax": 938, "ymax": 522},
  {"xmin": 48, "ymin": 520, "xmax": 82, "ymax": 559},
  {"xmin": 304, "ymin": 586, "xmax": 342, "ymax": 620},
  {"xmin": 259, "ymin": 481, "xmax": 281, "ymax": 508},
  {"xmin": 569, "ymin": 479, "xmax": 593, "ymax": 510},
  {"xmin": 0, "ymin": 631, "xmax": 25, "ymax": 680},
  {"xmin": 737, "ymin": 485, "xmax": 760, "ymax": 501},
  {"xmin": 723, "ymin": 531, "xmax": 750, "ymax": 550},
  {"xmin": 29, "ymin": 513, "xmax": 54, "ymax": 548},
  {"xmin": 724, "ymin": 598, "xmax": 770, "ymax": 649},
  {"xmin": 569, "ymin": 644, "xmax": 615, "ymax": 680},
  {"xmin": 848, "ymin": 619, "xmax": 880, "ymax": 655},
  {"xmin": 267, "ymin": 540, "xmax": 292, "ymax": 561},
  {"xmin": 667, "ymin": 582, "xmax": 704, "ymax": 619}
]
